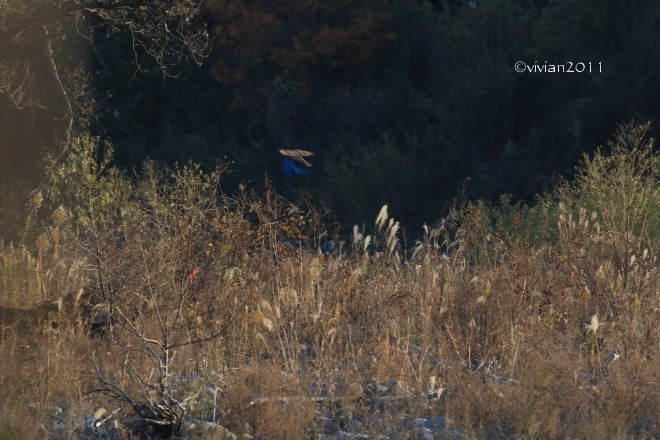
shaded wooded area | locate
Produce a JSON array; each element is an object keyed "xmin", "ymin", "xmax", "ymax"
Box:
[
  {"xmin": 4, "ymin": 2, "xmax": 660, "ymax": 437},
  {"xmin": 2, "ymin": 0, "xmax": 660, "ymax": 233}
]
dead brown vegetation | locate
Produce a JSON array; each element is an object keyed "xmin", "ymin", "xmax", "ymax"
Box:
[{"xmin": 2, "ymin": 123, "xmax": 660, "ymax": 439}]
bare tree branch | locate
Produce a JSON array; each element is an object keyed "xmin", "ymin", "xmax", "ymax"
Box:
[
  {"xmin": 44, "ymin": 35, "xmax": 74, "ymax": 153},
  {"xmin": 0, "ymin": 0, "xmax": 210, "ymax": 172},
  {"xmin": 0, "ymin": 57, "xmax": 39, "ymax": 108},
  {"xmin": 0, "ymin": 0, "xmax": 210, "ymax": 73}
]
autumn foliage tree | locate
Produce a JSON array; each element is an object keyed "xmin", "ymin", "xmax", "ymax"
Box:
[{"xmin": 210, "ymin": 0, "xmax": 397, "ymax": 100}]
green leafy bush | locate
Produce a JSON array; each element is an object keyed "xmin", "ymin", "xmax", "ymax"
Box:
[{"xmin": 533, "ymin": 123, "xmax": 660, "ymax": 286}]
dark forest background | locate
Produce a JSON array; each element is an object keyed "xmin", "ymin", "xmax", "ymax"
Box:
[{"xmin": 2, "ymin": 0, "xmax": 660, "ymax": 237}]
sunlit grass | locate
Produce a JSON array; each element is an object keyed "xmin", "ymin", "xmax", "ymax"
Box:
[{"xmin": 1, "ymin": 123, "xmax": 660, "ymax": 438}]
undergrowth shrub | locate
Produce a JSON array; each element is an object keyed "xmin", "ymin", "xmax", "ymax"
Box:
[
  {"xmin": 3, "ymin": 124, "xmax": 660, "ymax": 438},
  {"xmin": 555, "ymin": 122, "xmax": 660, "ymax": 285},
  {"xmin": 39, "ymin": 133, "xmax": 329, "ymax": 435},
  {"xmin": 0, "ymin": 179, "xmax": 33, "ymax": 244}
]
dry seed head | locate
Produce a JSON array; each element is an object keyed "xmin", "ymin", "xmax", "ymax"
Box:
[
  {"xmin": 27, "ymin": 190, "xmax": 43, "ymax": 212},
  {"xmin": 225, "ymin": 267, "xmax": 240, "ymax": 281},
  {"xmin": 75, "ymin": 288, "xmax": 85, "ymax": 304},
  {"xmin": 260, "ymin": 299, "xmax": 273, "ymax": 315},
  {"xmin": 410, "ymin": 242, "xmax": 423, "ymax": 260},
  {"xmin": 52, "ymin": 205, "xmax": 67, "ymax": 226},
  {"xmin": 615, "ymin": 276, "xmax": 623, "ymax": 290},
  {"xmin": 375, "ymin": 205, "xmax": 388, "ymax": 231},
  {"xmin": 310, "ymin": 258, "xmax": 323, "ymax": 280},
  {"xmin": 352, "ymin": 225, "xmax": 363, "ymax": 247},
  {"xmin": 253, "ymin": 309, "xmax": 265, "ymax": 326},
  {"xmin": 363, "ymin": 235, "xmax": 372, "ymax": 253},
  {"xmin": 327, "ymin": 327, "xmax": 338, "ymax": 345},
  {"xmin": 262, "ymin": 317, "xmax": 274, "ymax": 332},
  {"xmin": 584, "ymin": 314, "xmax": 602, "ymax": 334},
  {"xmin": 35, "ymin": 233, "xmax": 50, "ymax": 254},
  {"xmin": 387, "ymin": 221, "xmax": 400, "ymax": 255}
]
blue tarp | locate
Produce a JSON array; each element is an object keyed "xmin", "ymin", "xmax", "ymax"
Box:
[{"xmin": 283, "ymin": 158, "xmax": 314, "ymax": 179}]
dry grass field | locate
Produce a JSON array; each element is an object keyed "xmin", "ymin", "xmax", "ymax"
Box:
[{"xmin": 2, "ymin": 123, "xmax": 660, "ymax": 439}]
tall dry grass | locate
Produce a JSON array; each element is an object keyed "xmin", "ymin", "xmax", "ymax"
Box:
[{"xmin": 1, "ymin": 123, "xmax": 660, "ymax": 438}]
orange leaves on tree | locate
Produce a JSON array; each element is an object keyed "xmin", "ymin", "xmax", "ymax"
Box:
[{"xmin": 209, "ymin": 0, "xmax": 397, "ymax": 93}]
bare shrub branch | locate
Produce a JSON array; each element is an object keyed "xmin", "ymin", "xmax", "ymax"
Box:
[{"xmin": 0, "ymin": 57, "xmax": 39, "ymax": 108}]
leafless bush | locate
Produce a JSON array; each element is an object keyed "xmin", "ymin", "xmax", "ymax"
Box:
[
  {"xmin": 3, "ymin": 125, "xmax": 660, "ymax": 438},
  {"xmin": 0, "ymin": 58, "xmax": 39, "ymax": 109}
]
